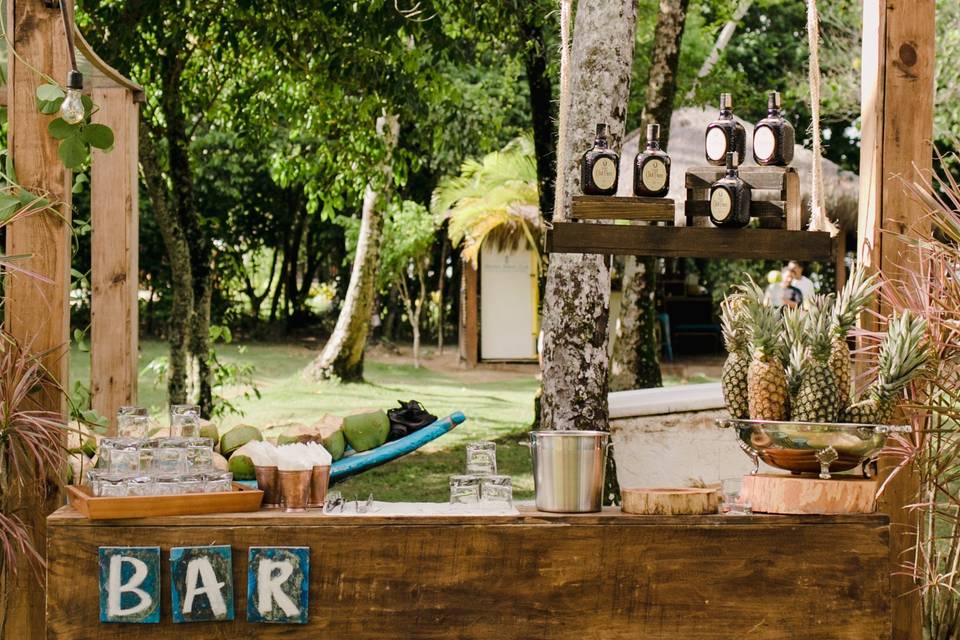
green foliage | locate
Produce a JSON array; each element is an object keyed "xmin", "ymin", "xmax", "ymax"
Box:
[{"xmin": 380, "ymin": 200, "xmax": 438, "ymax": 289}]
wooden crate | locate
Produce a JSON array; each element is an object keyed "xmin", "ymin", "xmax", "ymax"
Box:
[
  {"xmin": 684, "ymin": 165, "xmax": 801, "ymax": 230},
  {"xmin": 46, "ymin": 506, "xmax": 892, "ymax": 639},
  {"xmin": 570, "ymin": 195, "xmax": 675, "ymax": 222}
]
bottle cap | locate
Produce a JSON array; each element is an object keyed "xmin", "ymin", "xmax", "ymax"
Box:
[
  {"xmin": 720, "ymin": 93, "xmax": 732, "ymax": 110},
  {"xmin": 67, "ymin": 69, "xmax": 84, "ymax": 90},
  {"xmin": 646, "ymin": 123, "xmax": 660, "ymax": 142},
  {"xmin": 768, "ymin": 91, "xmax": 781, "ymax": 110}
]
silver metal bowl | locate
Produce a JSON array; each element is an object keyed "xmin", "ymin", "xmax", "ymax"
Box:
[{"xmin": 718, "ymin": 418, "xmax": 911, "ymax": 479}]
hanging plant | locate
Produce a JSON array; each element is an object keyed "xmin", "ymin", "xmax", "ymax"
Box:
[{"xmin": 35, "ymin": 83, "xmax": 114, "ymax": 170}]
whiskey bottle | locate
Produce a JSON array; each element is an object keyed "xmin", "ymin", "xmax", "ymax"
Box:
[
  {"xmin": 709, "ymin": 152, "xmax": 751, "ymax": 228},
  {"xmin": 753, "ymin": 91, "xmax": 795, "ymax": 166},
  {"xmin": 633, "ymin": 123, "xmax": 671, "ymax": 198},
  {"xmin": 704, "ymin": 93, "xmax": 746, "ymax": 167},
  {"xmin": 581, "ymin": 123, "xmax": 619, "ymax": 196}
]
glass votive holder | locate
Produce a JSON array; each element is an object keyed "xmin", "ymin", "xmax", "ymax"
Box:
[
  {"xmin": 179, "ymin": 474, "xmax": 206, "ymax": 495},
  {"xmin": 169, "ymin": 404, "xmax": 201, "ymax": 437},
  {"xmin": 480, "ymin": 475, "xmax": 513, "ymax": 504},
  {"xmin": 105, "ymin": 443, "xmax": 141, "ymax": 476},
  {"xmin": 126, "ymin": 476, "xmax": 156, "ymax": 497},
  {"xmin": 153, "ymin": 446, "xmax": 187, "ymax": 476},
  {"xmin": 117, "ymin": 414, "xmax": 149, "ymax": 439},
  {"xmin": 185, "ymin": 439, "xmax": 214, "ymax": 472},
  {"xmin": 720, "ymin": 477, "xmax": 752, "ymax": 515},
  {"xmin": 96, "ymin": 473, "xmax": 130, "ymax": 497},
  {"xmin": 154, "ymin": 477, "xmax": 184, "ymax": 496},
  {"xmin": 204, "ymin": 471, "xmax": 233, "ymax": 493},
  {"xmin": 118, "ymin": 406, "xmax": 148, "ymax": 417},
  {"xmin": 449, "ymin": 475, "xmax": 481, "ymax": 504},
  {"xmin": 465, "ymin": 441, "xmax": 497, "ymax": 475}
]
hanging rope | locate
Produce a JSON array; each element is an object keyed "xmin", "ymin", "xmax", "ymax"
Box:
[
  {"xmin": 551, "ymin": 0, "xmax": 573, "ymax": 225},
  {"xmin": 806, "ymin": 0, "xmax": 839, "ymax": 235}
]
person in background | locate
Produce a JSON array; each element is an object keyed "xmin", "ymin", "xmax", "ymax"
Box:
[
  {"xmin": 787, "ymin": 260, "xmax": 816, "ymax": 303},
  {"xmin": 763, "ymin": 269, "xmax": 783, "ymax": 308},
  {"xmin": 779, "ymin": 267, "xmax": 803, "ymax": 309}
]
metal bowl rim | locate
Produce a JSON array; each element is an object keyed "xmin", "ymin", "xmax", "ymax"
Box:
[
  {"xmin": 717, "ymin": 418, "xmax": 911, "ymax": 433},
  {"xmin": 530, "ymin": 430, "xmax": 610, "ymax": 437}
]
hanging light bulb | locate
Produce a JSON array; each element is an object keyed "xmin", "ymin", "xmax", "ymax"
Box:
[{"xmin": 59, "ymin": 70, "xmax": 85, "ymax": 125}]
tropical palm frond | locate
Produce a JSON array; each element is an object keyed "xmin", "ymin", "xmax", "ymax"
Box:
[{"xmin": 432, "ymin": 135, "xmax": 542, "ymax": 265}]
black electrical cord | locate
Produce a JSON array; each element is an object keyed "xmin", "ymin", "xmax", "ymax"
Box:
[{"xmin": 59, "ymin": 0, "xmax": 78, "ymax": 73}]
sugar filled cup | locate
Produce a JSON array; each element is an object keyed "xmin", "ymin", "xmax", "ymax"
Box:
[
  {"xmin": 278, "ymin": 469, "xmax": 311, "ymax": 512},
  {"xmin": 255, "ymin": 465, "xmax": 281, "ymax": 508},
  {"xmin": 309, "ymin": 465, "xmax": 331, "ymax": 508}
]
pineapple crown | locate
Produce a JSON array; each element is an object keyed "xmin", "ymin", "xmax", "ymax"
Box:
[
  {"xmin": 734, "ymin": 275, "xmax": 766, "ymax": 307},
  {"xmin": 745, "ymin": 297, "xmax": 784, "ymax": 361},
  {"xmin": 720, "ymin": 294, "xmax": 749, "ymax": 353},
  {"xmin": 872, "ymin": 310, "xmax": 931, "ymax": 401},
  {"xmin": 785, "ymin": 341, "xmax": 807, "ymax": 397},
  {"xmin": 805, "ymin": 294, "xmax": 836, "ymax": 361},
  {"xmin": 833, "ymin": 267, "xmax": 879, "ymax": 336}
]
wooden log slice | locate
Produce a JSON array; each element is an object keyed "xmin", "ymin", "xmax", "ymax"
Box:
[
  {"xmin": 742, "ymin": 473, "xmax": 878, "ymax": 515},
  {"xmin": 621, "ymin": 487, "xmax": 720, "ymax": 515}
]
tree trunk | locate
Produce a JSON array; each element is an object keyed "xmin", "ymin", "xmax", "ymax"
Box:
[
  {"xmin": 541, "ymin": 0, "xmax": 636, "ymax": 432},
  {"xmin": 520, "ymin": 13, "xmax": 557, "ymax": 221},
  {"xmin": 685, "ymin": 0, "xmax": 753, "ymax": 101},
  {"xmin": 191, "ymin": 270, "xmax": 214, "ymax": 417},
  {"xmin": 306, "ymin": 114, "xmax": 399, "ymax": 381},
  {"xmin": 139, "ymin": 124, "xmax": 193, "ymax": 404},
  {"xmin": 436, "ymin": 234, "xmax": 448, "ymax": 354},
  {"xmin": 609, "ymin": 0, "xmax": 689, "ymax": 392}
]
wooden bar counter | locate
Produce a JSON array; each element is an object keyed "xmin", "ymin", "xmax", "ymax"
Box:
[{"xmin": 46, "ymin": 506, "xmax": 892, "ymax": 639}]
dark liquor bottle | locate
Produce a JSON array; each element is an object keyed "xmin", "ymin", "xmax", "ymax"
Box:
[
  {"xmin": 581, "ymin": 123, "xmax": 619, "ymax": 196},
  {"xmin": 709, "ymin": 152, "xmax": 751, "ymax": 228},
  {"xmin": 633, "ymin": 123, "xmax": 671, "ymax": 198},
  {"xmin": 704, "ymin": 93, "xmax": 746, "ymax": 167},
  {"xmin": 753, "ymin": 91, "xmax": 795, "ymax": 166}
]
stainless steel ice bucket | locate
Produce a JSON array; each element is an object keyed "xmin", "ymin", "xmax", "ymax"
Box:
[{"xmin": 530, "ymin": 430, "xmax": 609, "ymax": 513}]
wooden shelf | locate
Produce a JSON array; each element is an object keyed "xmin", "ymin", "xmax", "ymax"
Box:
[
  {"xmin": 685, "ymin": 165, "xmax": 798, "ymax": 190},
  {"xmin": 571, "ymin": 195, "xmax": 674, "ymax": 221},
  {"xmin": 547, "ymin": 222, "xmax": 836, "ymax": 260}
]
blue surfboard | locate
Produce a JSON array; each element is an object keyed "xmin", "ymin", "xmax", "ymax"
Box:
[{"xmin": 330, "ymin": 411, "xmax": 466, "ymax": 484}]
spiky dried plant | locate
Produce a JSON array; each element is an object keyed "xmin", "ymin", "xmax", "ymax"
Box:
[{"xmin": 875, "ymin": 157, "xmax": 960, "ymax": 640}]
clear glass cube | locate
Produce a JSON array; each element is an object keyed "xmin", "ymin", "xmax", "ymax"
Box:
[
  {"xmin": 465, "ymin": 441, "xmax": 497, "ymax": 476},
  {"xmin": 449, "ymin": 475, "xmax": 481, "ymax": 504},
  {"xmin": 153, "ymin": 447, "xmax": 186, "ymax": 476},
  {"xmin": 154, "ymin": 477, "xmax": 184, "ymax": 495},
  {"xmin": 97, "ymin": 474, "xmax": 130, "ymax": 497},
  {"xmin": 170, "ymin": 404, "xmax": 200, "ymax": 438},
  {"xmin": 480, "ymin": 475, "xmax": 513, "ymax": 504},
  {"xmin": 185, "ymin": 440, "xmax": 214, "ymax": 472},
  {"xmin": 126, "ymin": 476, "xmax": 156, "ymax": 497},
  {"xmin": 178, "ymin": 474, "xmax": 206, "ymax": 495},
  {"xmin": 106, "ymin": 446, "xmax": 141, "ymax": 476},
  {"xmin": 117, "ymin": 414, "xmax": 150, "ymax": 439},
  {"xmin": 204, "ymin": 471, "xmax": 233, "ymax": 493}
]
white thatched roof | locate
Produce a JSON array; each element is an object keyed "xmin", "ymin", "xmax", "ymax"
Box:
[{"xmin": 616, "ymin": 107, "xmax": 859, "ymax": 230}]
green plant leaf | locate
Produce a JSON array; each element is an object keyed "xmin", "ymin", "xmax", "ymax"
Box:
[
  {"xmin": 48, "ymin": 118, "xmax": 80, "ymax": 140},
  {"xmin": 82, "ymin": 95, "xmax": 94, "ymax": 118},
  {"xmin": 58, "ymin": 136, "xmax": 87, "ymax": 170},
  {"xmin": 81, "ymin": 124, "xmax": 114, "ymax": 150},
  {"xmin": 36, "ymin": 97, "xmax": 63, "ymax": 115},
  {"xmin": 0, "ymin": 194, "xmax": 20, "ymax": 221},
  {"xmin": 36, "ymin": 84, "xmax": 65, "ymax": 102}
]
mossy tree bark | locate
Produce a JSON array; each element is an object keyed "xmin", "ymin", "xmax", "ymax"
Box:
[
  {"xmin": 609, "ymin": 0, "xmax": 689, "ymax": 392},
  {"xmin": 541, "ymin": 0, "xmax": 637, "ymax": 504},
  {"xmin": 306, "ymin": 114, "xmax": 399, "ymax": 382}
]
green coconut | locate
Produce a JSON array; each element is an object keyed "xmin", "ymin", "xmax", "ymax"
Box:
[
  {"xmin": 220, "ymin": 424, "xmax": 263, "ymax": 457},
  {"xmin": 342, "ymin": 410, "xmax": 390, "ymax": 452},
  {"xmin": 228, "ymin": 454, "xmax": 256, "ymax": 481}
]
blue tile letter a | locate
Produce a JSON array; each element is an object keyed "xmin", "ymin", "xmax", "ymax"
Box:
[
  {"xmin": 247, "ymin": 547, "xmax": 309, "ymax": 624},
  {"xmin": 98, "ymin": 547, "xmax": 161, "ymax": 623},
  {"xmin": 170, "ymin": 545, "xmax": 235, "ymax": 623}
]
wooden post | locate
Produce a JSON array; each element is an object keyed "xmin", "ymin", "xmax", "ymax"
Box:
[
  {"xmin": 90, "ymin": 88, "xmax": 139, "ymax": 432},
  {"xmin": 459, "ymin": 259, "xmax": 479, "ymax": 367},
  {"xmin": 4, "ymin": 0, "xmax": 72, "ymax": 636},
  {"xmin": 857, "ymin": 1, "xmax": 935, "ymax": 638}
]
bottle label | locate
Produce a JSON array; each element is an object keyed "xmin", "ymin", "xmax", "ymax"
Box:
[
  {"xmin": 754, "ymin": 126, "xmax": 776, "ymax": 162},
  {"xmin": 706, "ymin": 128, "xmax": 727, "ymax": 161},
  {"xmin": 642, "ymin": 159, "xmax": 667, "ymax": 192},
  {"xmin": 592, "ymin": 157, "xmax": 617, "ymax": 190},
  {"xmin": 710, "ymin": 188, "xmax": 732, "ymax": 222}
]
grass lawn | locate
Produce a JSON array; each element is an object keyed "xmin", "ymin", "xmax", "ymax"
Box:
[{"xmin": 70, "ymin": 340, "xmax": 540, "ymax": 502}]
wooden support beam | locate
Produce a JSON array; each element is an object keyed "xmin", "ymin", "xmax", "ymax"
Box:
[
  {"xmin": 570, "ymin": 195, "xmax": 674, "ymax": 221},
  {"xmin": 857, "ymin": 1, "xmax": 936, "ymax": 638},
  {"xmin": 90, "ymin": 87, "xmax": 139, "ymax": 432},
  {"xmin": 548, "ymin": 224, "xmax": 835, "ymax": 261},
  {"xmin": 4, "ymin": 0, "xmax": 72, "ymax": 636},
  {"xmin": 459, "ymin": 259, "xmax": 479, "ymax": 367}
]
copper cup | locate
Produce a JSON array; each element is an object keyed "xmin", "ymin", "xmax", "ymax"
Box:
[
  {"xmin": 309, "ymin": 465, "xmax": 331, "ymax": 508},
  {"xmin": 278, "ymin": 469, "xmax": 311, "ymax": 512},
  {"xmin": 254, "ymin": 466, "xmax": 281, "ymax": 508}
]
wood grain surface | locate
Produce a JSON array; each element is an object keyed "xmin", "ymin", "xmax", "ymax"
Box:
[
  {"xmin": 570, "ymin": 195, "xmax": 675, "ymax": 221},
  {"xmin": 47, "ymin": 506, "xmax": 891, "ymax": 639},
  {"xmin": 547, "ymin": 223, "xmax": 834, "ymax": 261},
  {"xmin": 743, "ymin": 474, "xmax": 878, "ymax": 515},
  {"xmin": 621, "ymin": 487, "xmax": 719, "ymax": 515}
]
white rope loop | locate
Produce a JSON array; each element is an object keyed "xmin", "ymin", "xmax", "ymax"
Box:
[{"xmin": 806, "ymin": 0, "xmax": 839, "ymax": 235}]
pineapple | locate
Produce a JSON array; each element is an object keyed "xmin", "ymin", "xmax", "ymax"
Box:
[
  {"xmin": 792, "ymin": 295, "xmax": 842, "ymax": 422},
  {"xmin": 745, "ymin": 300, "xmax": 789, "ymax": 421},
  {"xmin": 720, "ymin": 295, "xmax": 750, "ymax": 419},
  {"xmin": 830, "ymin": 268, "xmax": 880, "ymax": 407},
  {"xmin": 780, "ymin": 306, "xmax": 808, "ymax": 399},
  {"xmin": 841, "ymin": 311, "xmax": 930, "ymax": 424}
]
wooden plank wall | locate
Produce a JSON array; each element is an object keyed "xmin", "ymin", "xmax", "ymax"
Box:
[
  {"xmin": 857, "ymin": 1, "xmax": 936, "ymax": 638},
  {"xmin": 4, "ymin": 0, "xmax": 72, "ymax": 637},
  {"xmin": 46, "ymin": 511, "xmax": 892, "ymax": 639},
  {"xmin": 90, "ymin": 88, "xmax": 139, "ymax": 432}
]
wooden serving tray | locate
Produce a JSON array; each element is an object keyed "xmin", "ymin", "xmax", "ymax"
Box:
[{"xmin": 66, "ymin": 483, "xmax": 263, "ymax": 520}]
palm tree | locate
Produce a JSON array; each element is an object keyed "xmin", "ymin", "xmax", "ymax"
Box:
[{"xmin": 432, "ymin": 135, "xmax": 543, "ymax": 266}]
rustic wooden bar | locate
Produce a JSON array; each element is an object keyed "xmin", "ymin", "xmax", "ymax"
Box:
[{"xmin": 46, "ymin": 506, "xmax": 891, "ymax": 639}]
